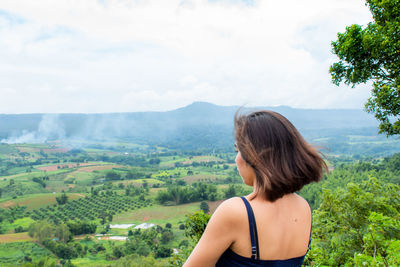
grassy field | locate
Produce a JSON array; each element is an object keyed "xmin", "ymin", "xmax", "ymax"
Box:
[
  {"xmin": 112, "ymin": 202, "xmax": 201, "ymax": 225},
  {"xmin": 0, "ymin": 193, "xmax": 85, "ymax": 210}
]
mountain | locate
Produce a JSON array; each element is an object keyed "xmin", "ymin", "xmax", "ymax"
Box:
[{"xmin": 1, "ymin": 102, "xmax": 394, "ymax": 154}]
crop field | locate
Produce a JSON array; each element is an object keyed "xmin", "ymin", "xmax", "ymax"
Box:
[
  {"xmin": 0, "ymin": 233, "xmax": 34, "ymax": 243},
  {"xmin": 28, "ymin": 194, "xmax": 151, "ymax": 223}
]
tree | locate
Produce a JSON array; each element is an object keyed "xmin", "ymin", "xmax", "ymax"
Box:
[
  {"xmin": 200, "ymin": 201, "xmax": 210, "ymax": 214},
  {"xmin": 155, "ymin": 246, "xmax": 173, "ymax": 258},
  {"xmin": 330, "ymin": 0, "xmax": 400, "ymax": 135},
  {"xmin": 28, "ymin": 220, "xmax": 55, "ymax": 243},
  {"xmin": 161, "ymin": 230, "xmax": 173, "ymax": 244},
  {"xmin": 105, "ymin": 170, "xmax": 121, "ymax": 181},
  {"xmin": 224, "ymin": 184, "xmax": 237, "ymax": 198},
  {"xmin": 55, "ymin": 223, "xmax": 72, "ymax": 243},
  {"xmin": 56, "ymin": 192, "xmax": 68, "ymax": 205}
]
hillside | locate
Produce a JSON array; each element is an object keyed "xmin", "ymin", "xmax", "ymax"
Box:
[{"xmin": 1, "ymin": 102, "xmax": 399, "ymax": 155}]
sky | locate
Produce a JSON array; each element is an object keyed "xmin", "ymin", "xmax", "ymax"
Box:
[{"xmin": 0, "ymin": 0, "xmax": 373, "ymax": 113}]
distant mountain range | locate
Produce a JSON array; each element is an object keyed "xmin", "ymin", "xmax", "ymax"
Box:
[{"xmin": 1, "ymin": 102, "xmax": 396, "ymax": 154}]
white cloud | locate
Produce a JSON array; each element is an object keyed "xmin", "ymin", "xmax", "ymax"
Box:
[{"xmin": 0, "ymin": 0, "xmax": 373, "ymax": 113}]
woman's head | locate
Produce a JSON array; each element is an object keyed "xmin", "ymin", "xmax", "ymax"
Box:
[{"xmin": 234, "ymin": 110, "xmax": 327, "ymax": 202}]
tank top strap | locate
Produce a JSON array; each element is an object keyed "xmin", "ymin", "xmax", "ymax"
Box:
[{"xmin": 240, "ymin": 197, "xmax": 260, "ymax": 260}]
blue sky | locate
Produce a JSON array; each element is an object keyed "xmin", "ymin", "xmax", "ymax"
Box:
[{"xmin": 0, "ymin": 0, "xmax": 372, "ymax": 113}]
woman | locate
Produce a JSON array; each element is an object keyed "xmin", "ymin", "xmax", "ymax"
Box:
[{"xmin": 183, "ymin": 110, "xmax": 327, "ymax": 267}]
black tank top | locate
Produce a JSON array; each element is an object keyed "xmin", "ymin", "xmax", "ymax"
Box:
[{"xmin": 215, "ymin": 197, "xmax": 311, "ymax": 267}]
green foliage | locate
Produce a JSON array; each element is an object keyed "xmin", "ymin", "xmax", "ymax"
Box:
[
  {"xmin": 300, "ymin": 152, "xmax": 400, "ymax": 210},
  {"xmin": 184, "ymin": 210, "xmax": 211, "ymax": 244},
  {"xmin": 306, "ymin": 178, "xmax": 400, "ymax": 265},
  {"xmin": 330, "ymin": 0, "xmax": 400, "ymax": 135}
]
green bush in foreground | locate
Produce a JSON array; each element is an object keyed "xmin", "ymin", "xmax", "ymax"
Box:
[
  {"xmin": 306, "ymin": 177, "xmax": 400, "ymax": 266},
  {"xmin": 168, "ymin": 210, "xmax": 211, "ymax": 266}
]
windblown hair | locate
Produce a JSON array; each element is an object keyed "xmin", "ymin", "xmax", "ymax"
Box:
[{"xmin": 234, "ymin": 110, "xmax": 328, "ymax": 202}]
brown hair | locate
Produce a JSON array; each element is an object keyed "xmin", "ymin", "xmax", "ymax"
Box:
[{"xmin": 234, "ymin": 110, "xmax": 328, "ymax": 202}]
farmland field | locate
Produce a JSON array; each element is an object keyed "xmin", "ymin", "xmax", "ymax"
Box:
[
  {"xmin": 2, "ymin": 137, "xmax": 397, "ymax": 266},
  {"xmin": 113, "ymin": 201, "xmax": 201, "ymax": 225},
  {"xmin": 0, "ymin": 233, "xmax": 34, "ymax": 243}
]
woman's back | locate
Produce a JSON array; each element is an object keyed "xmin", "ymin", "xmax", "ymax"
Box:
[
  {"xmin": 183, "ymin": 110, "xmax": 326, "ymax": 267},
  {"xmin": 227, "ymin": 194, "xmax": 311, "ymax": 261}
]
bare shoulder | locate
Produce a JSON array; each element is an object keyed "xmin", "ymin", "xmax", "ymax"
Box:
[
  {"xmin": 216, "ymin": 197, "xmax": 246, "ymax": 212},
  {"xmin": 211, "ymin": 197, "xmax": 246, "ymax": 226},
  {"xmin": 291, "ymin": 193, "xmax": 312, "ymax": 216}
]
